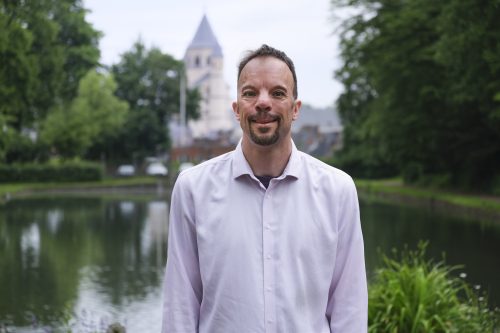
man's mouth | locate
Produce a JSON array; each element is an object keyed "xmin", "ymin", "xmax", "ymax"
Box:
[{"xmin": 251, "ymin": 116, "xmax": 278, "ymax": 124}]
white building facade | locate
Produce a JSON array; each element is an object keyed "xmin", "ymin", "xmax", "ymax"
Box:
[{"xmin": 183, "ymin": 15, "xmax": 236, "ymax": 139}]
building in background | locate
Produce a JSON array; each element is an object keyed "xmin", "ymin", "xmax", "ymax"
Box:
[
  {"xmin": 183, "ymin": 14, "xmax": 237, "ymax": 139},
  {"xmin": 292, "ymin": 104, "xmax": 343, "ymax": 158},
  {"xmin": 170, "ymin": 15, "xmax": 238, "ymax": 163}
]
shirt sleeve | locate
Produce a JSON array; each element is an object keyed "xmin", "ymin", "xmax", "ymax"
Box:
[
  {"xmin": 326, "ymin": 176, "xmax": 368, "ymax": 333},
  {"xmin": 162, "ymin": 174, "xmax": 202, "ymax": 332}
]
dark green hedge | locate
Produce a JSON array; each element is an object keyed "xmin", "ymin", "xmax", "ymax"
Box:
[{"xmin": 0, "ymin": 161, "xmax": 103, "ymax": 183}]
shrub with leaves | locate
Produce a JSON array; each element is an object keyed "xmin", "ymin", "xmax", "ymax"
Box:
[{"xmin": 368, "ymin": 242, "xmax": 499, "ymax": 332}]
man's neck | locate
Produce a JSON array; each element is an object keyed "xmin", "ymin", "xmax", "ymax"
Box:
[{"xmin": 241, "ymin": 137, "xmax": 292, "ymax": 177}]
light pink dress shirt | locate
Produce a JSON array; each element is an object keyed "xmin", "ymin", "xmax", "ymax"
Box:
[{"xmin": 162, "ymin": 141, "xmax": 368, "ymax": 333}]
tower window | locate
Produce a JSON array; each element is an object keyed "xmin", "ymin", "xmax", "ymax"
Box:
[{"xmin": 195, "ymin": 56, "xmax": 200, "ymax": 67}]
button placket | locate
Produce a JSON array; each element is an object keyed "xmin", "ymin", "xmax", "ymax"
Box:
[{"xmin": 262, "ymin": 187, "xmax": 276, "ymax": 332}]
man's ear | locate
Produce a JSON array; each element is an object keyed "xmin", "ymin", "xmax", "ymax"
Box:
[
  {"xmin": 292, "ymin": 100, "xmax": 301, "ymax": 121},
  {"xmin": 232, "ymin": 101, "xmax": 240, "ymax": 121}
]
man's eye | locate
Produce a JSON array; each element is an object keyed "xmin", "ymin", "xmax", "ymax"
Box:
[
  {"xmin": 242, "ymin": 91, "xmax": 256, "ymax": 97},
  {"xmin": 272, "ymin": 91, "xmax": 286, "ymax": 98}
]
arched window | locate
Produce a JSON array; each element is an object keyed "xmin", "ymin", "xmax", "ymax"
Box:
[{"xmin": 195, "ymin": 56, "xmax": 200, "ymax": 67}]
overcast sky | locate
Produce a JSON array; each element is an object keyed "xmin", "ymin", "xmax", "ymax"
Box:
[{"xmin": 83, "ymin": 0, "xmax": 346, "ymax": 108}]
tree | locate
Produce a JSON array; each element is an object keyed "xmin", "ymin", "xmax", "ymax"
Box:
[
  {"xmin": 0, "ymin": 2, "xmax": 42, "ymax": 132},
  {"xmin": 53, "ymin": 0, "xmax": 102, "ymax": 102},
  {"xmin": 331, "ymin": 0, "xmax": 500, "ymax": 192},
  {"xmin": 0, "ymin": 0, "xmax": 100, "ymax": 161},
  {"xmin": 433, "ymin": 0, "xmax": 500, "ymax": 190},
  {"xmin": 40, "ymin": 70, "xmax": 128, "ymax": 158},
  {"xmin": 107, "ymin": 40, "xmax": 200, "ymax": 163}
]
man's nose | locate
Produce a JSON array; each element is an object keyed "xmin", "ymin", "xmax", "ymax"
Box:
[{"xmin": 256, "ymin": 92, "xmax": 271, "ymax": 112}]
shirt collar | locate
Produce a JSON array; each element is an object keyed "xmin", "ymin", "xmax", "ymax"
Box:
[
  {"xmin": 232, "ymin": 140, "xmax": 253, "ymax": 179},
  {"xmin": 232, "ymin": 139, "xmax": 302, "ymax": 180}
]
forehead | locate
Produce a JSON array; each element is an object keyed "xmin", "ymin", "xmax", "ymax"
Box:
[{"xmin": 238, "ymin": 56, "xmax": 294, "ymax": 89}]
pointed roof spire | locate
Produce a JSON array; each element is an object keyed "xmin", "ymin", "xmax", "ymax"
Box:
[{"xmin": 187, "ymin": 15, "xmax": 223, "ymax": 57}]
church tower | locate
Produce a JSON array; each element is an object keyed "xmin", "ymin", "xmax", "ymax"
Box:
[{"xmin": 184, "ymin": 15, "xmax": 235, "ymax": 139}]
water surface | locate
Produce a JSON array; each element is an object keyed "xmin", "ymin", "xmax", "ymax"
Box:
[{"xmin": 0, "ymin": 194, "xmax": 498, "ymax": 332}]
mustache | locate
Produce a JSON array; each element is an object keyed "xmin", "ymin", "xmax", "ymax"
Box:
[{"xmin": 248, "ymin": 112, "xmax": 280, "ymax": 122}]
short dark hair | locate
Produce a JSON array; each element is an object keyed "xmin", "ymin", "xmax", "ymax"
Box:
[{"xmin": 237, "ymin": 44, "xmax": 298, "ymax": 99}]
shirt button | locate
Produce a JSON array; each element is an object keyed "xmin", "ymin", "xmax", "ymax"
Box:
[
  {"xmin": 266, "ymin": 287, "xmax": 272, "ymax": 292},
  {"xmin": 265, "ymin": 224, "xmax": 271, "ymax": 230},
  {"xmin": 266, "ymin": 254, "xmax": 272, "ymax": 259},
  {"xmin": 267, "ymin": 319, "xmax": 273, "ymax": 323}
]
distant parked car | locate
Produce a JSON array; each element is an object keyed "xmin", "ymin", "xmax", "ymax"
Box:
[
  {"xmin": 117, "ymin": 164, "xmax": 135, "ymax": 177},
  {"xmin": 146, "ymin": 162, "xmax": 168, "ymax": 176}
]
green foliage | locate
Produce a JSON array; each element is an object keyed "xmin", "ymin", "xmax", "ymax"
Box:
[
  {"xmin": 0, "ymin": 161, "xmax": 103, "ymax": 183},
  {"xmin": 0, "ymin": 114, "xmax": 17, "ymax": 162},
  {"xmin": 368, "ymin": 242, "xmax": 499, "ymax": 332},
  {"xmin": 3, "ymin": 131, "xmax": 50, "ymax": 163},
  {"xmin": 0, "ymin": 0, "xmax": 101, "ymax": 130},
  {"xmin": 53, "ymin": 0, "xmax": 102, "ymax": 102},
  {"xmin": 40, "ymin": 70, "xmax": 128, "ymax": 158},
  {"xmin": 0, "ymin": 7, "xmax": 38, "ymax": 131},
  {"xmin": 332, "ymin": 0, "xmax": 500, "ymax": 192},
  {"xmin": 0, "ymin": 0, "xmax": 101, "ymax": 165},
  {"xmin": 40, "ymin": 103, "xmax": 94, "ymax": 158},
  {"xmin": 106, "ymin": 40, "xmax": 201, "ymax": 163}
]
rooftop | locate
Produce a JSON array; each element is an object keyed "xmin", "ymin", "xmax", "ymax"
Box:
[{"xmin": 186, "ymin": 15, "xmax": 223, "ymax": 57}]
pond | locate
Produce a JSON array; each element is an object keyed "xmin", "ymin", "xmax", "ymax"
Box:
[{"xmin": 0, "ymin": 192, "xmax": 499, "ymax": 332}]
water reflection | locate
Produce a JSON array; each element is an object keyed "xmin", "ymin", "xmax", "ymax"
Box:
[
  {"xmin": 21, "ymin": 223, "xmax": 41, "ymax": 268},
  {"xmin": 0, "ymin": 196, "xmax": 169, "ymax": 332},
  {"xmin": 47, "ymin": 209, "xmax": 63, "ymax": 234},
  {"xmin": 142, "ymin": 201, "xmax": 169, "ymax": 270}
]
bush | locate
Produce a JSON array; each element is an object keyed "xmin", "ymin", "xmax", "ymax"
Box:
[
  {"xmin": 3, "ymin": 133, "xmax": 51, "ymax": 164},
  {"xmin": 0, "ymin": 161, "xmax": 103, "ymax": 183},
  {"xmin": 369, "ymin": 242, "xmax": 499, "ymax": 332}
]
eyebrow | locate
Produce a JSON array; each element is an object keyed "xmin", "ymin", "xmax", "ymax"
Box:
[
  {"xmin": 271, "ymin": 85, "xmax": 288, "ymax": 92},
  {"xmin": 240, "ymin": 84, "xmax": 256, "ymax": 91},
  {"xmin": 240, "ymin": 84, "xmax": 289, "ymax": 92}
]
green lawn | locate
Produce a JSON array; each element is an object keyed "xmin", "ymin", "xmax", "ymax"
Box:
[
  {"xmin": 0, "ymin": 176, "xmax": 160, "ymax": 198},
  {"xmin": 355, "ymin": 178, "xmax": 500, "ymax": 214}
]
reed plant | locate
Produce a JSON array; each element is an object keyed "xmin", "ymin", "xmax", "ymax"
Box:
[{"xmin": 368, "ymin": 242, "xmax": 499, "ymax": 332}]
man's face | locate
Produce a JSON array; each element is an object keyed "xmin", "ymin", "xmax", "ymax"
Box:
[{"xmin": 232, "ymin": 56, "xmax": 301, "ymax": 147}]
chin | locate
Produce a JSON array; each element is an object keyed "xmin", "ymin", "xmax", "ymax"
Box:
[{"xmin": 249, "ymin": 132, "xmax": 280, "ymax": 146}]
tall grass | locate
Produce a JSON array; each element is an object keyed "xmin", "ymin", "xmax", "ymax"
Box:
[{"xmin": 368, "ymin": 242, "xmax": 499, "ymax": 332}]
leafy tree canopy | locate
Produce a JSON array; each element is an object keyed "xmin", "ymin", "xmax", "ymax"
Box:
[
  {"xmin": 0, "ymin": 0, "xmax": 101, "ymax": 162},
  {"xmin": 0, "ymin": 0, "xmax": 101, "ymax": 129},
  {"xmin": 103, "ymin": 40, "xmax": 201, "ymax": 164},
  {"xmin": 40, "ymin": 70, "xmax": 128, "ymax": 159},
  {"xmin": 332, "ymin": 0, "xmax": 500, "ymax": 192}
]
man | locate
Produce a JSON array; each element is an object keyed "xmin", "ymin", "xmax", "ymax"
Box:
[{"xmin": 162, "ymin": 44, "xmax": 367, "ymax": 332}]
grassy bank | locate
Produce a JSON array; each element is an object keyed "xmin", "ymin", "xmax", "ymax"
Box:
[
  {"xmin": 0, "ymin": 176, "xmax": 161, "ymax": 200},
  {"xmin": 355, "ymin": 178, "xmax": 500, "ymax": 222}
]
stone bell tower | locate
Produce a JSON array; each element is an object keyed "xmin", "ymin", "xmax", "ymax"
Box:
[{"xmin": 184, "ymin": 15, "xmax": 235, "ymax": 139}]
